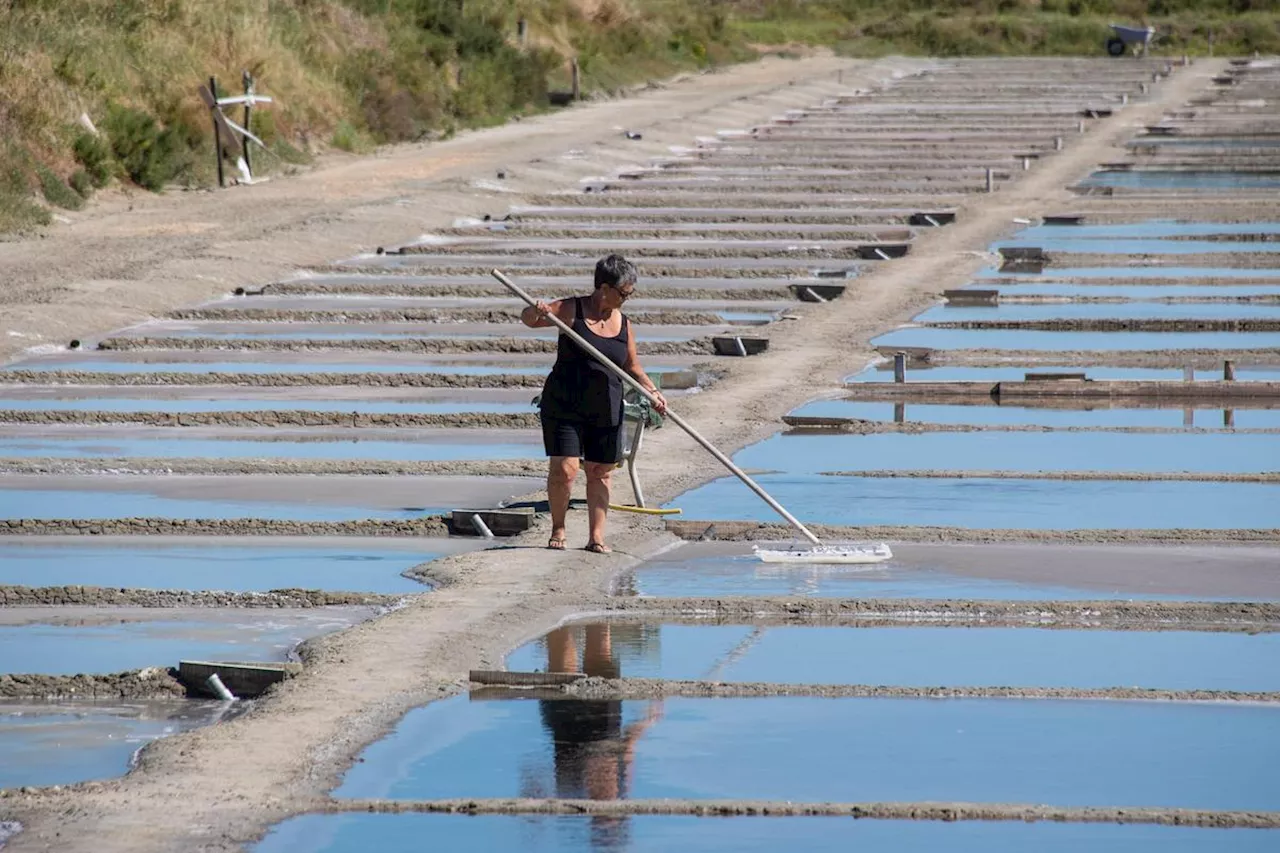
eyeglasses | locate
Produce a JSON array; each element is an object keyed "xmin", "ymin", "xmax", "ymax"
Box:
[{"xmin": 610, "ymin": 283, "xmax": 634, "ymax": 301}]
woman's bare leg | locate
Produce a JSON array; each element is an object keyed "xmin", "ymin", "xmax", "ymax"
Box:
[
  {"xmin": 584, "ymin": 461, "xmax": 613, "ymax": 549},
  {"xmin": 547, "ymin": 456, "xmax": 579, "ymax": 545}
]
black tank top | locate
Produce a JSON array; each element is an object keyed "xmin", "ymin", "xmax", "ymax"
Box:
[{"xmin": 540, "ymin": 296, "xmax": 630, "ymax": 427}]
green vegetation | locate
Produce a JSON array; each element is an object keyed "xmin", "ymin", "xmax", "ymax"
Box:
[{"xmin": 1, "ymin": 0, "xmax": 1276, "ymax": 232}]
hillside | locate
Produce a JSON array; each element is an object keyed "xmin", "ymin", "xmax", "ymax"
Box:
[{"xmin": 1, "ymin": 0, "xmax": 1275, "ymax": 233}]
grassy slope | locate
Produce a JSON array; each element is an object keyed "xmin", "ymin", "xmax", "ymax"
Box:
[{"xmin": 0, "ymin": 0, "xmax": 1275, "ymax": 233}]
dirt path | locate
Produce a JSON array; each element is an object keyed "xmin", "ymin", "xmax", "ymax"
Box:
[{"xmin": 0, "ymin": 56, "xmax": 1233, "ymax": 852}]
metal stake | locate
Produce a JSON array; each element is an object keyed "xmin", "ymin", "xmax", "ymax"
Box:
[{"xmin": 210, "ymin": 76, "xmax": 224, "ymax": 189}]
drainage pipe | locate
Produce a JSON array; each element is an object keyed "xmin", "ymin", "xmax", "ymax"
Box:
[
  {"xmin": 470, "ymin": 514, "xmax": 495, "ymax": 540},
  {"xmin": 206, "ymin": 673, "xmax": 236, "ymax": 702},
  {"xmin": 495, "ymin": 268, "xmax": 821, "ymax": 545}
]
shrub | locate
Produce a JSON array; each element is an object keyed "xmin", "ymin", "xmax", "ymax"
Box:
[
  {"xmin": 69, "ymin": 170, "xmax": 93, "ymax": 198},
  {"xmin": 73, "ymin": 132, "xmax": 114, "ymax": 188},
  {"xmin": 101, "ymin": 104, "xmax": 191, "ymax": 191},
  {"xmin": 36, "ymin": 164, "xmax": 84, "ymax": 210},
  {"xmin": 330, "ymin": 119, "xmax": 367, "ymax": 152}
]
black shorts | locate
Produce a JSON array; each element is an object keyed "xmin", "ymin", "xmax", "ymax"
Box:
[{"xmin": 541, "ymin": 414, "xmax": 624, "ymax": 464}]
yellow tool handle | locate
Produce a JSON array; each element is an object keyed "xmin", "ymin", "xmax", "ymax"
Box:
[{"xmin": 609, "ymin": 504, "xmax": 682, "ymax": 515}]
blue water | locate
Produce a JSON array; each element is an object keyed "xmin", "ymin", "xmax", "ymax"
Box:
[
  {"xmin": 669, "ymin": 476, "xmax": 1278, "ymax": 529},
  {"xmin": 0, "ymin": 490, "xmax": 443, "ymax": 521},
  {"xmin": 976, "ymin": 267, "xmax": 1280, "ymax": 280},
  {"xmin": 1018, "ymin": 222, "xmax": 1280, "ymax": 240},
  {"xmin": 1081, "ymin": 170, "xmax": 1280, "ymax": 190},
  {"xmin": 872, "ymin": 327, "xmax": 1280, "ymax": 351},
  {"xmin": 334, "ymin": 695, "xmax": 1280, "ymax": 810},
  {"xmin": 0, "ymin": 611, "xmax": 371, "ymax": 674},
  {"xmin": 977, "ymin": 284, "xmax": 1280, "ymax": 298},
  {"xmin": 253, "ymin": 813, "xmax": 1280, "ymax": 853},
  {"xmin": 792, "ymin": 399, "xmax": 1280, "ymax": 429},
  {"xmin": 0, "ymin": 436, "xmax": 541, "ymax": 461},
  {"xmin": 1129, "ymin": 136, "xmax": 1280, "ymax": 148},
  {"xmin": 0, "ymin": 543, "xmax": 445, "ymax": 592},
  {"xmin": 848, "ymin": 365, "xmax": 1280, "ymax": 383},
  {"xmin": 505, "ymin": 624, "xmax": 1280, "ymax": 691},
  {"xmin": 917, "ymin": 303, "xmax": 1280, "ymax": 322},
  {"xmin": 3, "ymin": 361, "xmax": 548, "ymax": 376},
  {"xmin": 0, "ymin": 399, "xmax": 533, "ymax": 415},
  {"xmin": 997, "ymin": 239, "xmax": 1280, "ymax": 255},
  {"xmin": 0, "ymin": 700, "xmax": 230, "ymax": 789},
  {"xmin": 619, "ymin": 553, "xmax": 1274, "ymax": 601},
  {"xmin": 735, "ymin": 432, "xmax": 1277, "ymax": 475}
]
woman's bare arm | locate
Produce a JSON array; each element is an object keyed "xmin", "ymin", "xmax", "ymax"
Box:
[
  {"xmin": 622, "ymin": 320, "xmax": 668, "ymax": 414},
  {"xmin": 520, "ymin": 298, "xmax": 571, "ymax": 328}
]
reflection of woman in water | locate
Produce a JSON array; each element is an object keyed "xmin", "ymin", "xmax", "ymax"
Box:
[{"xmin": 538, "ymin": 625, "xmax": 663, "ymax": 851}]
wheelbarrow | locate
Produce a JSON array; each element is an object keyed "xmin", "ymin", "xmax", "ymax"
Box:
[{"xmin": 1107, "ymin": 23, "xmax": 1156, "ymax": 57}]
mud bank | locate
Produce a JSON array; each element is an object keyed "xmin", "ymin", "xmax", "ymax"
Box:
[
  {"xmin": 662, "ymin": 520, "xmax": 1280, "ymax": 544},
  {"xmin": 1, "ymin": 371, "xmax": 548, "ymax": 388},
  {"xmin": 323, "ymin": 798, "xmax": 1280, "ymax": 829},
  {"xmin": 0, "ymin": 410, "xmax": 538, "ymax": 430},
  {"xmin": 94, "ymin": 337, "xmax": 711, "ymax": 356},
  {"xmin": 537, "ymin": 675, "xmax": 1280, "ymax": 704},
  {"xmin": 819, "ymin": 470, "xmax": 1280, "ymax": 482},
  {"xmin": 0, "ymin": 458, "xmax": 545, "ymax": 477},
  {"xmin": 0, "ymin": 669, "xmax": 186, "ymax": 701},
  {"xmin": 0, "ymin": 586, "xmax": 400, "ymax": 608},
  {"xmin": 0, "ymin": 518, "xmax": 452, "ymax": 537},
  {"xmin": 169, "ymin": 308, "xmax": 727, "ymax": 326},
  {"xmin": 602, "ymin": 597, "xmax": 1280, "ymax": 631}
]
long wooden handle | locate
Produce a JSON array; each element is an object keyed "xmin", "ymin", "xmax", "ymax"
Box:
[{"xmin": 492, "ymin": 268, "xmax": 821, "ymax": 545}]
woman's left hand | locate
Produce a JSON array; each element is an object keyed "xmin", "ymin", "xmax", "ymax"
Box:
[{"xmin": 648, "ymin": 389, "xmax": 668, "ymax": 415}]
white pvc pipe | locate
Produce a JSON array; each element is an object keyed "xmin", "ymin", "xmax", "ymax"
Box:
[
  {"xmin": 494, "ymin": 268, "xmax": 821, "ymax": 545},
  {"xmin": 206, "ymin": 673, "xmax": 236, "ymax": 702}
]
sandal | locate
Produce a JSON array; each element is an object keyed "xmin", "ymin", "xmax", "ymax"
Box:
[
  {"xmin": 547, "ymin": 536, "xmax": 567, "ymax": 551},
  {"xmin": 584, "ymin": 542, "xmax": 612, "ymax": 554}
]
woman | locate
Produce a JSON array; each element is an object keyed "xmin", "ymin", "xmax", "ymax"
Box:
[{"xmin": 520, "ymin": 254, "xmax": 668, "ymax": 553}]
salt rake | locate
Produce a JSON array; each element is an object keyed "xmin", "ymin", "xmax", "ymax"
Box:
[{"xmin": 492, "ymin": 268, "xmax": 891, "ymax": 565}]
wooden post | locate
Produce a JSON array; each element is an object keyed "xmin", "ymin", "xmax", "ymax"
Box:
[
  {"xmin": 985, "ymin": 168, "xmax": 995, "ymax": 193},
  {"xmin": 1183, "ymin": 365, "xmax": 1194, "ymax": 383},
  {"xmin": 1224, "ymin": 409, "xmax": 1234, "ymax": 428},
  {"xmin": 571, "ymin": 58, "xmax": 580, "ymax": 101},
  {"xmin": 893, "ymin": 403, "xmax": 905, "ymax": 424},
  {"xmin": 210, "ymin": 76, "xmax": 224, "ymax": 189},
  {"xmin": 893, "ymin": 351, "xmax": 907, "ymax": 383},
  {"xmin": 242, "ymin": 70, "xmax": 253, "ymax": 180},
  {"xmin": 1224, "ymin": 359, "xmax": 1236, "ymax": 381},
  {"xmin": 517, "ymin": 18, "xmax": 526, "ymax": 43}
]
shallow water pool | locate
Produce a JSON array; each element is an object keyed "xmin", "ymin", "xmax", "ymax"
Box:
[
  {"xmin": 0, "ymin": 700, "xmax": 232, "ymax": 789},
  {"xmin": 847, "ymin": 364, "xmax": 1280, "ymax": 383},
  {"xmin": 736, "ymin": 432, "xmax": 1276, "ymax": 475},
  {"xmin": 504, "ymin": 622, "xmax": 1280, "ymax": 691},
  {"xmin": 1079, "ymin": 170, "xmax": 1280, "ymax": 190},
  {"xmin": 334, "ymin": 695, "xmax": 1280, "ymax": 810},
  {"xmin": 792, "ymin": 399, "xmax": 1280, "ymax": 429},
  {"xmin": 871, "ymin": 327, "xmax": 1280, "ymax": 351},
  {"xmin": 0, "ymin": 609, "xmax": 376, "ymax": 675},
  {"xmin": 668, "ymin": 475, "xmax": 1278, "ymax": 529},
  {"xmin": 252, "ymin": 813, "xmax": 1280, "ymax": 853},
  {"xmin": 0, "ymin": 540, "xmax": 464, "ymax": 592},
  {"xmin": 0, "ymin": 489, "xmax": 444, "ymax": 521}
]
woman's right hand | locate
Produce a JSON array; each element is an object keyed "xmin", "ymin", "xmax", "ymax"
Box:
[{"xmin": 523, "ymin": 301, "xmax": 554, "ymax": 327}]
